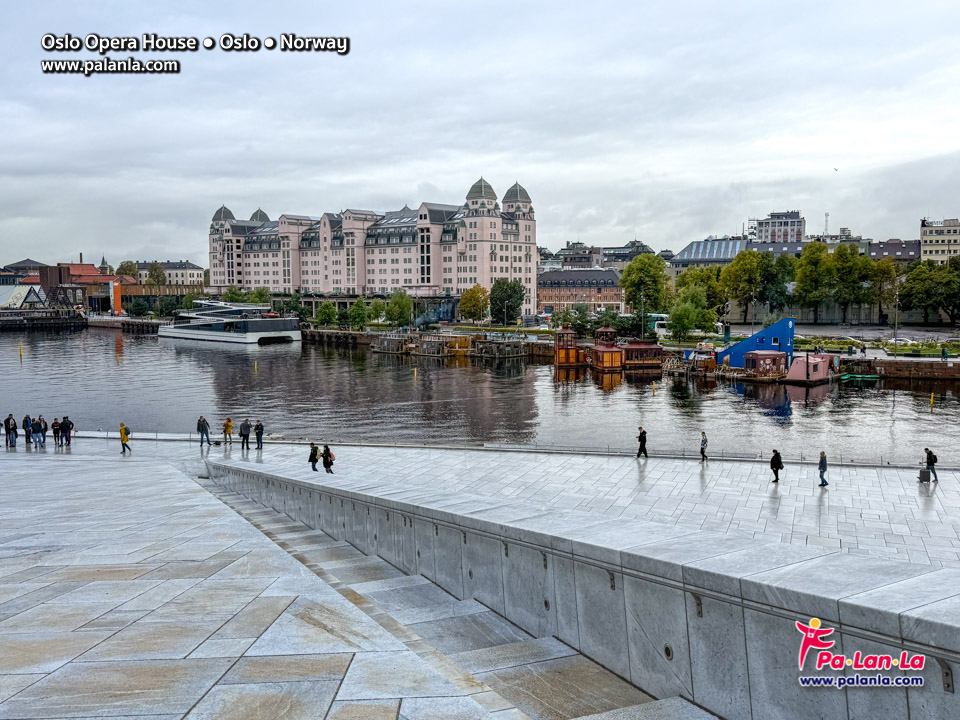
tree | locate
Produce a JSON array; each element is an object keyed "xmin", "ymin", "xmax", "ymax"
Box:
[
  {"xmin": 901, "ymin": 262, "xmax": 943, "ymax": 325},
  {"xmin": 571, "ymin": 304, "xmax": 591, "ymax": 337},
  {"xmin": 667, "ymin": 285, "xmax": 717, "ymax": 342},
  {"xmin": 868, "ymin": 257, "xmax": 897, "ymax": 321},
  {"xmin": 620, "ymin": 254, "xmax": 669, "ymax": 313},
  {"xmin": 385, "ymin": 290, "xmax": 414, "ymax": 326},
  {"xmin": 594, "ymin": 307, "xmax": 620, "ymax": 330},
  {"xmin": 368, "ymin": 298, "xmax": 386, "ymax": 322},
  {"xmin": 245, "ymin": 287, "xmax": 271, "ymax": 304},
  {"xmin": 128, "ymin": 299, "xmax": 150, "ymax": 317},
  {"xmin": 765, "ymin": 254, "xmax": 796, "ymax": 313},
  {"xmin": 459, "ymin": 284, "xmax": 490, "ymax": 322},
  {"xmin": 116, "ymin": 260, "xmax": 138, "ymax": 278},
  {"xmin": 348, "ymin": 298, "xmax": 369, "ymax": 329},
  {"xmin": 337, "ymin": 308, "xmax": 350, "ymax": 328},
  {"xmin": 831, "ymin": 244, "xmax": 873, "ymax": 323},
  {"xmin": 939, "ymin": 257, "xmax": 960, "ymax": 324},
  {"xmin": 203, "ymin": 269, "xmax": 210, "ymax": 285},
  {"xmin": 315, "ymin": 301, "xmax": 337, "ymax": 325},
  {"xmin": 181, "ymin": 293, "xmax": 197, "ymax": 310},
  {"xmin": 719, "ymin": 251, "xmax": 763, "ymax": 322},
  {"xmin": 676, "ymin": 266, "xmax": 726, "ymax": 316},
  {"xmin": 221, "ymin": 286, "xmax": 245, "ymax": 303},
  {"xmin": 156, "ymin": 296, "xmax": 180, "ymax": 318},
  {"xmin": 793, "ymin": 243, "xmax": 836, "ymax": 323},
  {"xmin": 551, "ymin": 308, "xmax": 573, "ymax": 330},
  {"xmin": 147, "ymin": 262, "xmax": 167, "ymax": 286},
  {"xmin": 490, "ymin": 279, "xmax": 525, "ymax": 325}
]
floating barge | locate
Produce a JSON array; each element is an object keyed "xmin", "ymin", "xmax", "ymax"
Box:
[{"xmin": 470, "ymin": 337, "xmax": 531, "ymax": 360}]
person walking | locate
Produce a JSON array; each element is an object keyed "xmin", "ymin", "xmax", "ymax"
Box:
[
  {"xmin": 32, "ymin": 418, "xmax": 41, "ymax": 448},
  {"xmin": 4, "ymin": 414, "xmax": 16, "ymax": 447},
  {"xmin": 322, "ymin": 444, "xmax": 335, "ymax": 474},
  {"xmin": 239, "ymin": 419, "xmax": 251, "ymax": 451},
  {"xmin": 119, "ymin": 423, "xmax": 131, "ymax": 454},
  {"xmin": 770, "ymin": 449, "xmax": 784, "ymax": 483},
  {"xmin": 308, "ymin": 442, "xmax": 319, "ymax": 471},
  {"xmin": 36, "ymin": 415, "xmax": 47, "ymax": 446},
  {"xmin": 636, "ymin": 426, "xmax": 648, "ymax": 459},
  {"xmin": 818, "ymin": 451, "xmax": 828, "ymax": 487},
  {"xmin": 254, "ymin": 420, "xmax": 264, "ymax": 449},
  {"xmin": 923, "ymin": 448, "xmax": 939, "ymax": 482},
  {"xmin": 942, "ymin": 347, "xmax": 949, "ymax": 362},
  {"xmin": 22, "ymin": 415, "xmax": 31, "ymax": 445},
  {"xmin": 51, "ymin": 418, "xmax": 60, "ymax": 446},
  {"xmin": 222, "ymin": 417, "xmax": 233, "ymax": 445},
  {"xmin": 61, "ymin": 416, "xmax": 73, "ymax": 445},
  {"xmin": 699, "ymin": 432, "xmax": 708, "ymax": 462},
  {"xmin": 197, "ymin": 416, "xmax": 211, "ymax": 446}
]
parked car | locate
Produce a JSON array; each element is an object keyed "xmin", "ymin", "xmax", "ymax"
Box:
[{"xmin": 538, "ymin": 325, "xmax": 550, "ymax": 330}]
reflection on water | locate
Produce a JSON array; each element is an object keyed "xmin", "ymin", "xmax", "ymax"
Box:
[{"xmin": 0, "ymin": 330, "xmax": 957, "ymax": 463}]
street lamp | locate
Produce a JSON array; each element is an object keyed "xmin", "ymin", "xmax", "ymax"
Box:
[{"xmin": 894, "ymin": 277, "xmax": 900, "ymax": 359}]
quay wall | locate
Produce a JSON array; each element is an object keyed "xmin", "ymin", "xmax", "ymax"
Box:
[
  {"xmin": 206, "ymin": 458, "xmax": 960, "ymax": 720},
  {"xmin": 845, "ymin": 357, "xmax": 960, "ymax": 380}
]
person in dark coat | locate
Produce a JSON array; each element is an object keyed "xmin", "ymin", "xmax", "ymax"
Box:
[
  {"xmin": 4, "ymin": 414, "xmax": 16, "ymax": 447},
  {"xmin": 322, "ymin": 445, "xmax": 335, "ymax": 474},
  {"xmin": 239, "ymin": 419, "xmax": 251, "ymax": 450},
  {"xmin": 61, "ymin": 416, "xmax": 73, "ymax": 445},
  {"xmin": 308, "ymin": 443, "xmax": 319, "ymax": 471},
  {"xmin": 51, "ymin": 418, "xmax": 60, "ymax": 446},
  {"xmin": 699, "ymin": 432, "xmax": 708, "ymax": 462},
  {"xmin": 197, "ymin": 416, "xmax": 211, "ymax": 445},
  {"xmin": 818, "ymin": 451, "xmax": 828, "ymax": 487},
  {"xmin": 770, "ymin": 449, "xmax": 784, "ymax": 483},
  {"xmin": 254, "ymin": 420, "xmax": 264, "ymax": 449},
  {"xmin": 22, "ymin": 415, "xmax": 31, "ymax": 444},
  {"xmin": 35, "ymin": 416, "xmax": 47, "ymax": 446},
  {"xmin": 924, "ymin": 448, "xmax": 939, "ymax": 482},
  {"xmin": 636, "ymin": 426, "xmax": 647, "ymax": 459}
]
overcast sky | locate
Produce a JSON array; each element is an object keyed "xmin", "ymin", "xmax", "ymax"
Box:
[{"xmin": 3, "ymin": 1, "xmax": 959, "ymax": 267}]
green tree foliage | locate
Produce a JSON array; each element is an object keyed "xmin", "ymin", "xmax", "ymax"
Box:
[
  {"xmin": 181, "ymin": 293, "xmax": 196, "ymax": 310},
  {"xmin": 571, "ymin": 304, "xmax": 591, "ymax": 337},
  {"xmin": 385, "ymin": 290, "xmax": 414, "ymax": 326},
  {"xmin": 128, "ymin": 298, "xmax": 150, "ymax": 317},
  {"xmin": 245, "ymin": 287, "xmax": 272, "ymax": 304},
  {"xmin": 280, "ymin": 292, "xmax": 309, "ymax": 320},
  {"xmin": 348, "ymin": 298, "xmax": 369, "ymax": 329},
  {"xmin": 594, "ymin": 307, "xmax": 620, "ymax": 329},
  {"xmin": 490, "ymin": 279, "xmax": 525, "ymax": 325},
  {"xmin": 147, "ymin": 262, "xmax": 167, "ymax": 286},
  {"xmin": 155, "ymin": 296, "xmax": 180, "ymax": 318},
  {"xmin": 793, "ymin": 243, "xmax": 836, "ymax": 323},
  {"xmin": 551, "ymin": 308, "xmax": 573, "ymax": 330},
  {"xmin": 765, "ymin": 254, "xmax": 796, "ymax": 313},
  {"xmin": 221, "ymin": 286, "xmax": 245, "ymax": 303},
  {"xmin": 901, "ymin": 262, "xmax": 944, "ymax": 324},
  {"xmin": 620, "ymin": 254, "xmax": 669, "ymax": 313},
  {"xmin": 459, "ymin": 284, "xmax": 490, "ymax": 322},
  {"xmin": 203, "ymin": 269, "xmax": 210, "ymax": 285},
  {"xmin": 315, "ymin": 301, "xmax": 337, "ymax": 325},
  {"xmin": 337, "ymin": 307, "xmax": 350, "ymax": 327},
  {"xmin": 868, "ymin": 257, "xmax": 897, "ymax": 319},
  {"xmin": 832, "ymin": 244, "xmax": 873, "ymax": 322},
  {"xmin": 368, "ymin": 299, "xmax": 386, "ymax": 322},
  {"xmin": 719, "ymin": 251, "xmax": 763, "ymax": 322},
  {"xmin": 939, "ymin": 257, "xmax": 960, "ymax": 324},
  {"xmin": 676, "ymin": 266, "xmax": 725, "ymax": 315},
  {"xmin": 667, "ymin": 286, "xmax": 717, "ymax": 341},
  {"xmin": 115, "ymin": 260, "xmax": 138, "ymax": 278}
]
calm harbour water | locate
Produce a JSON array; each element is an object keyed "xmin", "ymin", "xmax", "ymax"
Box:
[{"xmin": 0, "ymin": 329, "xmax": 956, "ymax": 464}]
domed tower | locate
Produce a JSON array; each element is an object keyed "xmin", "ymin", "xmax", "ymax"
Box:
[
  {"xmin": 212, "ymin": 205, "xmax": 235, "ymax": 222},
  {"xmin": 209, "ymin": 205, "xmax": 236, "ymax": 293},
  {"xmin": 502, "ymin": 182, "xmax": 532, "ymax": 216},
  {"xmin": 249, "ymin": 208, "xmax": 270, "ymax": 223},
  {"xmin": 466, "ymin": 177, "xmax": 497, "ymax": 212}
]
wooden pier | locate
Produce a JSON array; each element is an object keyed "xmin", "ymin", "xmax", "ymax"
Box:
[{"xmin": 0, "ymin": 310, "xmax": 86, "ymax": 332}]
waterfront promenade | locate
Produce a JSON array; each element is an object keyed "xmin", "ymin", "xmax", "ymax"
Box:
[{"xmin": 0, "ymin": 440, "xmax": 717, "ymax": 720}]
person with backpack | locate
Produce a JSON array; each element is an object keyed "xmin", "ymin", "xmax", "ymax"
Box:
[
  {"xmin": 197, "ymin": 416, "xmax": 211, "ymax": 446},
  {"xmin": 308, "ymin": 442, "xmax": 319, "ymax": 471},
  {"xmin": 923, "ymin": 448, "xmax": 939, "ymax": 482},
  {"xmin": 322, "ymin": 444, "xmax": 335, "ymax": 474},
  {"xmin": 636, "ymin": 426, "xmax": 648, "ymax": 459},
  {"xmin": 22, "ymin": 415, "xmax": 31, "ymax": 445},
  {"xmin": 770, "ymin": 449, "xmax": 784, "ymax": 483},
  {"xmin": 818, "ymin": 451, "xmax": 828, "ymax": 487},
  {"xmin": 222, "ymin": 418, "xmax": 233, "ymax": 445},
  {"xmin": 254, "ymin": 420, "xmax": 264, "ymax": 449},
  {"xmin": 119, "ymin": 423, "xmax": 131, "ymax": 454}
]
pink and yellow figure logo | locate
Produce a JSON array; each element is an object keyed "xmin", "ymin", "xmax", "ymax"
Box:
[{"xmin": 796, "ymin": 618, "xmax": 925, "ymax": 672}]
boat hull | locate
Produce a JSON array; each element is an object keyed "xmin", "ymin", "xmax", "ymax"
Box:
[{"xmin": 158, "ymin": 327, "xmax": 301, "ymax": 344}]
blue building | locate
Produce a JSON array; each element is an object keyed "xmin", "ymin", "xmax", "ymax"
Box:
[{"xmin": 717, "ymin": 318, "xmax": 795, "ymax": 368}]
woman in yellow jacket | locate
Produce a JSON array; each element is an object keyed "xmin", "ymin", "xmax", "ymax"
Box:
[
  {"xmin": 222, "ymin": 417, "xmax": 233, "ymax": 444},
  {"xmin": 119, "ymin": 423, "xmax": 131, "ymax": 454}
]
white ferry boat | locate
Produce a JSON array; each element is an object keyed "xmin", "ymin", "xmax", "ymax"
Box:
[{"xmin": 158, "ymin": 301, "xmax": 302, "ymax": 345}]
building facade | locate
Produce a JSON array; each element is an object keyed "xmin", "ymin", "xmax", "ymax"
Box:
[
  {"xmin": 208, "ymin": 179, "xmax": 539, "ymax": 315},
  {"xmin": 920, "ymin": 218, "xmax": 960, "ymax": 264},
  {"xmin": 537, "ymin": 268, "xmax": 624, "ymax": 314},
  {"xmin": 134, "ymin": 260, "xmax": 204, "ymax": 285},
  {"xmin": 755, "ymin": 211, "xmax": 805, "ymax": 244}
]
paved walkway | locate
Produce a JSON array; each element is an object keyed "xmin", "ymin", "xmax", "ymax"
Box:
[{"xmin": 0, "ymin": 441, "xmax": 716, "ymax": 720}]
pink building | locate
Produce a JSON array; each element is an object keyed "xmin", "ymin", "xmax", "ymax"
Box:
[{"xmin": 208, "ymin": 179, "xmax": 539, "ymax": 315}]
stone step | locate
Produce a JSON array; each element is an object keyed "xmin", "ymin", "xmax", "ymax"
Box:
[
  {"xmin": 571, "ymin": 697, "xmax": 717, "ymax": 720},
  {"xmin": 450, "ymin": 637, "xmax": 578, "ymax": 674}
]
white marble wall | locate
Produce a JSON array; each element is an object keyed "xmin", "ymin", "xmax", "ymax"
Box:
[{"xmin": 207, "ymin": 462, "xmax": 960, "ymax": 720}]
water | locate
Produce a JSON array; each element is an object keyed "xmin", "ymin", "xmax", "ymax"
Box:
[{"xmin": 0, "ymin": 329, "xmax": 956, "ymax": 464}]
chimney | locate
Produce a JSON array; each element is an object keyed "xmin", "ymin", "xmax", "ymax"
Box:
[{"xmin": 79, "ymin": 253, "xmax": 83, "ymax": 263}]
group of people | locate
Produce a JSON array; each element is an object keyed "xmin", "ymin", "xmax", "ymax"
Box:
[
  {"xmin": 195, "ymin": 416, "xmax": 265, "ymax": 450},
  {"xmin": 4, "ymin": 414, "xmax": 74, "ymax": 448},
  {"xmin": 636, "ymin": 426, "xmax": 941, "ymax": 489}
]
